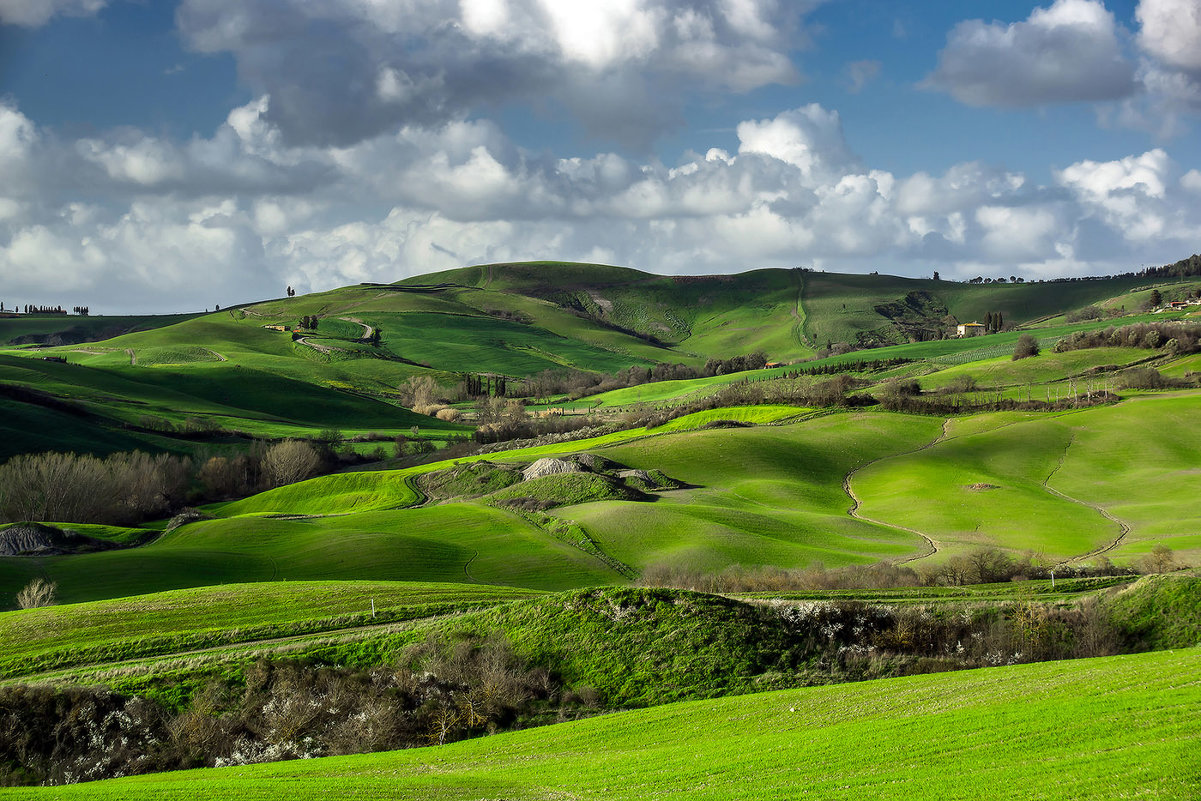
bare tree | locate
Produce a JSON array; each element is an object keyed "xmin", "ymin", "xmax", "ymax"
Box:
[
  {"xmin": 1138, "ymin": 544, "xmax": 1177, "ymax": 574},
  {"xmin": 16, "ymin": 577, "xmax": 57, "ymax": 609},
  {"xmin": 262, "ymin": 440, "xmax": 321, "ymax": 488},
  {"xmin": 398, "ymin": 375, "xmax": 438, "ymax": 410}
]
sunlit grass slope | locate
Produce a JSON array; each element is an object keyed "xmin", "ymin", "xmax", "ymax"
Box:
[
  {"xmin": 0, "ymin": 581, "xmax": 542, "ymax": 681},
  {"xmin": 565, "ymin": 412, "xmax": 942, "ymax": 572},
  {"xmin": 13, "ymin": 647, "xmax": 1198, "ymax": 800},
  {"xmin": 853, "ymin": 394, "xmax": 1201, "ymax": 563},
  {"xmin": 0, "ymin": 505, "xmax": 621, "ymax": 606}
]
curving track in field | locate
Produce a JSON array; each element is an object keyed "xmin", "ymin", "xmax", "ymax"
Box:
[{"xmin": 842, "ymin": 419, "xmax": 950, "ymax": 563}]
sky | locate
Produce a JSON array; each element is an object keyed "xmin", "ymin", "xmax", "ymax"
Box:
[{"xmin": 1, "ymin": 0, "xmax": 1201, "ymax": 313}]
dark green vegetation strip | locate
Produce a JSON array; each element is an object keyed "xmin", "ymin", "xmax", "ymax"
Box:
[{"xmin": 8, "ymin": 647, "xmax": 1198, "ymax": 800}]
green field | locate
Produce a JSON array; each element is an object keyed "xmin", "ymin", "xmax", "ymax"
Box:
[
  {"xmin": 2, "ymin": 260, "xmax": 1200, "ymax": 796},
  {"xmin": 5, "ymin": 392, "xmax": 1195, "ymax": 611},
  {"xmin": 8, "ymin": 647, "xmax": 1197, "ymax": 799},
  {"xmin": 0, "ymin": 581, "xmax": 543, "ymax": 682}
]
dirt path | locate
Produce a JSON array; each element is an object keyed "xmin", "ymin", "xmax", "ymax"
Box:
[
  {"xmin": 296, "ymin": 336, "xmax": 345, "ymax": 355},
  {"xmin": 843, "ymin": 419, "xmax": 951, "ymax": 564},
  {"xmin": 1042, "ymin": 435, "xmax": 1132, "ymax": 566},
  {"xmin": 790, "ymin": 273, "xmax": 814, "ymax": 349},
  {"xmin": 201, "ymin": 347, "xmax": 227, "ymax": 362},
  {"xmin": 125, "ymin": 348, "xmax": 136, "ymax": 366},
  {"xmin": 339, "ymin": 316, "xmax": 374, "ymax": 341}
]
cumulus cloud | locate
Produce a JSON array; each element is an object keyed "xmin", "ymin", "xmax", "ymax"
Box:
[
  {"xmin": 174, "ymin": 0, "xmax": 812, "ymax": 148},
  {"xmin": 2, "ymin": 93, "xmax": 1201, "ymax": 312},
  {"xmin": 1137, "ymin": 0, "xmax": 1201, "ymax": 73},
  {"xmin": 843, "ymin": 60, "xmax": 881, "ymax": 94},
  {"xmin": 736, "ymin": 104, "xmax": 857, "ymax": 182},
  {"xmin": 926, "ymin": 0, "xmax": 1135, "ymax": 107},
  {"xmin": 0, "ymin": 0, "xmax": 107, "ymax": 27}
]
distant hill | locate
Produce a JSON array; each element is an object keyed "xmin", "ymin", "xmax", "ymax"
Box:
[{"xmin": 0, "ymin": 259, "xmax": 1195, "ymax": 460}]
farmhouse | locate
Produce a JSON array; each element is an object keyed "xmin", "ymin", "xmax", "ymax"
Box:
[
  {"xmin": 263, "ymin": 324, "xmax": 291, "ymax": 332},
  {"xmin": 956, "ymin": 322, "xmax": 986, "ymax": 337},
  {"xmin": 764, "ymin": 361, "xmax": 783, "ymax": 369}
]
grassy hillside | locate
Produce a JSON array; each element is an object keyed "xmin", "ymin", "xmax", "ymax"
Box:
[
  {"xmin": 6, "ymin": 392, "xmax": 1196, "ymax": 608},
  {"xmin": 0, "ymin": 313, "xmax": 199, "ymax": 346},
  {"xmin": 854, "ymin": 394, "xmax": 1201, "ymax": 564},
  {"xmin": 10, "ymin": 647, "xmax": 1197, "ymax": 799},
  {"xmin": 0, "ymin": 581, "xmax": 543, "ymax": 682},
  {"xmin": 0, "ymin": 262, "xmax": 1188, "ymax": 461}
]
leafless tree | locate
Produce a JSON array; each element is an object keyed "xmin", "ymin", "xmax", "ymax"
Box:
[
  {"xmin": 262, "ymin": 440, "xmax": 321, "ymax": 488},
  {"xmin": 16, "ymin": 577, "xmax": 57, "ymax": 609},
  {"xmin": 398, "ymin": 375, "xmax": 438, "ymax": 410}
]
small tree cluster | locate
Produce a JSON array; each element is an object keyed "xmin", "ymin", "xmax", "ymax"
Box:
[
  {"xmin": 297, "ymin": 315, "xmax": 319, "ymax": 330},
  {"xmin": 1053, "ymin": 322, "xmax": 1201, "ymax": 355},
  {"xmin": 0, "ymin": 451, "xmax": 190, "ymax": 525}
]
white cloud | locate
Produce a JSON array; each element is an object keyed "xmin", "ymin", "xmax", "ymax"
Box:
[
  {"xmin": 175, "ymin": 0, "xmax": 808, "ymax": 148},
  {"xmin": 736, "ymin": 104, "xmax": 856, "ymax": 182},
  {"xmin": 1137, "ymin": 0, "xmax": 1201, "ymax": 72},
  {"xmin": 3, "ymin": 96, "xmax": 1201, "ymax": 312},
  {"xmin": 0, "ymin": 0, "xmax": 106, "ymax": 26},
  {"xmin": 1057, "ymin": 148, "xmax": 1172, "ymax": 240},
  {"xmin": 926, "ymin": 0, "xmax": 1135, "ymax": 107},
  {"xmin": 0, "ymin": 103, "xmax": 37, "ymax": 183},
  {"xmin": 975, "ymin": 205, "xmax": 1064, "ymax": 260}
]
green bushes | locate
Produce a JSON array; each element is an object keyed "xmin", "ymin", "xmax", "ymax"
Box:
[{"xmin": 1054, "ymin": 321, "xmax": 1201, "ymax": 354}]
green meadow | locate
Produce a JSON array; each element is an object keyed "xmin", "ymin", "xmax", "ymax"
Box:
[{"xmin": 1, "ymin": 261, "xmax": 1199, "ymax": 794}]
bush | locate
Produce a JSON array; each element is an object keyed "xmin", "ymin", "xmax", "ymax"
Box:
[
  {"xmin": 15, "ymin": 578, "xmax": 57, "ymax": 609},
  {"xmin": 435, "ymin": 408, "xmax": 462, "ymax": 423},
  {"xmin": 1012, "ymin": 333, "xmax": 1040, "ymax": 360}
]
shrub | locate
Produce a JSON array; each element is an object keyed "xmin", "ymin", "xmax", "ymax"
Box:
[
  {"xmin": 1012, "ymin": 333, "xmax": 1039, "ymax": 360},
  {"xmin": 435, "ymin": 408, "xmax": 462, "ymax": 423},
  {"xmin": 413, "ymin": 403, "xmax": 445, "ymax": 417},
  {"xmin": 15, "ymin": 578, "xmax": 57, "ymax": 609}
]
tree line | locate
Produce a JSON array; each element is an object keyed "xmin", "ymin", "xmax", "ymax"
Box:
[
  {"xmin": 1053, "ymin": 321, "xmax": 1201, "ymax": 355},
  {"xmin": 0, "ymin": 438, "xmax": 382, "ymax": 527}
]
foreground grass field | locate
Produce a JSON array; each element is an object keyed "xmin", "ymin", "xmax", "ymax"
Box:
[{"xmin": 9, "ymin": 647, "xmax": 1197, "ymax": 799}]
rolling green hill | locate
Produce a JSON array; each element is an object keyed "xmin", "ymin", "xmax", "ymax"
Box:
[{"xmin": 0, "ymin": 262, "xmax": 1190, "ymax": 460}]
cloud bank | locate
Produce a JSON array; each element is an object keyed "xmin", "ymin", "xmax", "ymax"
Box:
[{"xmin": 2, "ymin": 92, "xmax": 1199, "ymax": 313}]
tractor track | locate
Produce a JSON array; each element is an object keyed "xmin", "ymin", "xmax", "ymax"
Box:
[
  {"xmin": 1042, "ymin": 434, "xmax": 1132, "ymax": 566},
  {"xmin": 842, "ymin": 419, "xmax": 951, "ymax": 563}
]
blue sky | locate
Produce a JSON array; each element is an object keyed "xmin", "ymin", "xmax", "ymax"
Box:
[{"xmin": 1, "ymin": 0, "xmax": 1200, "ymax": 312}]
